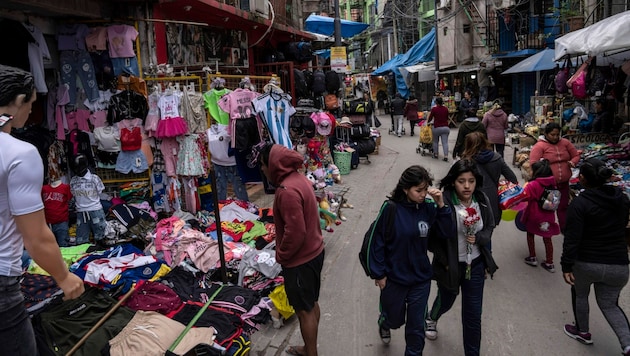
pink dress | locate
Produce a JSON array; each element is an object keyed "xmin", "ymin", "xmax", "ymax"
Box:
[
  {"xmin": 155, "ymin": 92, "xmax": 188, "ymax": 138},
  {"xmin": 144, "ymin": 92, "xmax": 160, "ymax": 137}
]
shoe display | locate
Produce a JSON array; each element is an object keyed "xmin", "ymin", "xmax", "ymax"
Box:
[
  {"xmin": 541, "ymin": 262, "xmax": 556, "ymax": 273},
  {"xmin": 563, "ymin": 324, "xmax": 593, "ymax": 345},
  {"xmin": 379, "ymin": 324, "xmax": 391, "ymax": 345},
  {"xmin": 524, "ymin": 256, "xmax": 538, "ymax": 266},
  {"xmin": 425, "ymin": 319, "xmax": 437, "ymax": 340}
]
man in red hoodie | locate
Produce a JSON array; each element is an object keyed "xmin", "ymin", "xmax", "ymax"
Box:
[{"xmin": 257, "ymin": 143, "xmax": 325, "ymax": 356}]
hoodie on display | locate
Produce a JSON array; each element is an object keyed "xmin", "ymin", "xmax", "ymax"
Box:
[
  {"xmin": 561, "ymin": 185, "xmax": 630, "ymax": 273},
  {"xmin": 267, "ymin": 145, "xmax": 324, "ymax": 268}
]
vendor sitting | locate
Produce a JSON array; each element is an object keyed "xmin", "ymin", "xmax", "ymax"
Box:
[{"xmin": 591, "ymin": 98, "xmax": 615, "ymax": 134}]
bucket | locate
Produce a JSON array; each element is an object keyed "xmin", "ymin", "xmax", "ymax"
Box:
[{"xmin": 333, "ymin": 151, "xmax": 351, "ymax": 175}]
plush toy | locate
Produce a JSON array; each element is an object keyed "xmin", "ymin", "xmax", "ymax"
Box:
[
  {"xmin": 328, "ymin": 164, "xmax": 342, "ymax": 184},
  {"xmin": 319, "ymin": 196, "xmax": 337, "ymax": 232},
  {"xmin": 306, "ymin": 172, "xmax": 317, "ymax": 187},
  {"xmin": 313, "ymin": 167, "xmax": 327, "ymax": 189}
]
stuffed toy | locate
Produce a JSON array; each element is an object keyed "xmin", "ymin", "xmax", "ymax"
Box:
[{"xmin": 319, "ymin": 196, "xmax": 337, "ymax": 232}]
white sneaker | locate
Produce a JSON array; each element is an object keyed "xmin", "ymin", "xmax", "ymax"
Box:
[{"xmin": 425, "ymin": 318, "xmax": 438, "ymax": 340}]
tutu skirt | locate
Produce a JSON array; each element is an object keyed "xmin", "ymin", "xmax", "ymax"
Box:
[{"xmin": 155, "ymin": 116, "xmax": 188, "ymax": 138}]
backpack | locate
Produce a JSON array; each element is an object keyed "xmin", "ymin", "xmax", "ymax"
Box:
[
  {"xmin": 539, "ymin": 186, "xmax": 561, "ymax": 211},
  {"xmin": 293, "ymin": 69, "xmax": 308, "ymax": 99},
  {"xmin": 324, "ymin": 94, "xmax": 339, "ymax": 110},
  {"xmin": 287, "ymin": 42, "xmax": 313, "ymax": 63},
  {"xmin": 325, "ymin": 70, "xmax": 340, "ymax": 94},
  {"xmin": 359, "ymin": 201, "xmax": 396, "ymax": 277},
  {"xmin": 312, "ymin": 70, "xmax": 326, "ymax": 95}
]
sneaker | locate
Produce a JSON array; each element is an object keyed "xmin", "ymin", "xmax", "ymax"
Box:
[
  {"xmin": 564, "ymin": 324, "xmax": 593, "ymax": 345},
  {"xmin": 524, "ymin": 256, "xmax": 538, "ymax": 266},
  {"xmin": 541, "ymin": 262, "xmax": 556, "ymax": 273},
  {"xmin": 397, "ymin": 134, "xmax": 401, "ymax": 138},
  {"xmin": 443, "ymin": 157, "xmax": 448, "ymax": 162},
  {"xmin": 425, "ymin": 319, "xmax": 438, "ymax": 340},
  {"xmin": 379, "ymin": 324, "xmax": 391, "ymax": 345}
]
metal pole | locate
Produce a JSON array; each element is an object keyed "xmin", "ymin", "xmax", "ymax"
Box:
[
  {"xmin": 434, "ymin": 7, "xmax": 440, "ymax": 91},
  {"xmin": 209, "ymin": 169, "xmax": 228, "ymax": 283},
  {"xmin": 393, "ymin": 16, "xmax": 398, "ymax": 55},
  {"xmin": 334, "ymin": 0, "xmax": 342, "ymax": 46}
]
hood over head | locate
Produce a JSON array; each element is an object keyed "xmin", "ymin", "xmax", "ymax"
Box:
[
  {"xmin": 474, "ymin": 149, "xmax": 495, "ymax": 164},
  {"xmin": 267, "ymin": 145, "xmax": 305, "ymax": 185},
  {"xmin": 580, "ymin": 185, "xmax": 625, "ymax": 209}
]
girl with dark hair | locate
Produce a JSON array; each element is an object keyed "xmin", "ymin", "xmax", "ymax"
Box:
[
  {"xmin": 427, "ymin": 96, "xmax": 450, "ymax": 161},
  {"xmin": 529, "ymin": 122, "xmax": 580, "ymax": 231},
  {"xmin": 520, "ymin": 158, "xmax": 561, "ymax": 272},
  {"xmin": 561, "ymin": 159, "xmax": 630, "ymax": 353},
  {"xmin": 368, "ymin": 165, "xmax": 455, "ymax": 354},
  {"xmin": 425, "ymin": 159, "xmax": 497, "ymax": 356}
]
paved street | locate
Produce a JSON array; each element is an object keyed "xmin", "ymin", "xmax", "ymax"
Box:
[{"xmin": 250, "ymin": 115, "xmax": 630, "ymax": 356}]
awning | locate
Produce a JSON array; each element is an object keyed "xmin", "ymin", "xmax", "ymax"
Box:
[
  {"xmin": 401, "ymin": 62, "xmax": 435, "ymax": 82},
  {"xmin": 492, "ymin": 49, "xmax": 538, "ymax": 58},
  {"xmin": 555, "ymin": 10, "xmax": 630, "ymax": 60},
  {"xmin": 440, "ymin": 64, "xmax": 479, "ymax": 74},
  {"xmin": 501, "ymin": 49, "xmax": 558, "ymax": 75},
  {"xmin": 370, "ymin": 28, "xmax": 436, "ymax": 97},
  {"xmin": 314, "ymin": 49, "xmax": 331, "ymax": 59},
  {"xmin": 156, "ymin": 0, "xmax": 316, "ymax": 43},
  {"xmin": 304, "ymin": 14, "xmax": 369, "ymax": 38}
]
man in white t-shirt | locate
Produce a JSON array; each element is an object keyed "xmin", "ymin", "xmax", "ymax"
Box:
[{"xmin": 0, "ymin": 65, "xmax": 84, "ymax": 353}]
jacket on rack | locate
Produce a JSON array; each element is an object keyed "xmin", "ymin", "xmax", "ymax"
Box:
[{"xmin": 107, "ymin": 90, "xmax": 148, "ymax": 125}]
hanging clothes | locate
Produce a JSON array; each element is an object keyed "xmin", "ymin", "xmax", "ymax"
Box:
[
  {"xmin": 203, "ymin": 87, "xmax": 231, "ymax": 125},
  {"xmin": 176, "ymin": 134, "xmax": 205, "ymax": 177},
  {"xmin": 218, "ymin": 87, "xmax": 259, "ymax": 147},
  {"xmin": 23, "ymin": 22, "xmax": 51, "ymax": 94},
  {"xmin": 115, "ymin": 119, "xmax": 148, "ymax": 174},
  {"xmin": 252, "ymin": 91, "xmax": 296, "ymax": 149},
  {"xmin": 145, "ymin": 91, "xmax": 161, "ymax": 137},
  {"xmin": 181, "ymin": 88, "xmax": 207, "ymax": 134},
  {"xmin": 107, "ymin": 89, "xmax": 148, "ymax": 125},
  {"xmin": 156, "ymin": 90, "xmax": 188, "ymax": 138},
  {"xmin": 116, "ymin": 74, "xmax": 148, "ymax": 97}
]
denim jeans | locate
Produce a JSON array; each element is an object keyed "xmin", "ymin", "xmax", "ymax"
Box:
[
  {"xmin": 59, "ymin": 50, "xmax": 99, "ymax": 105},
  {"xmin": 0, "ymin": 276, "xmax": 37, "ymax": 355},
  {"xmin": 214, "ymin": 164, "xmax": 249, "ymax": 201},
  {"xmin": 380, "ymin": 279, "xmax": 430, "ymax": 356},
  {"xmin": 111, "ymin": 57, "xmax": 139, "ymax": 77},
  {"xmin": 51, "ymin": 221, "xmax": 70, "ymax": 247},
  {"xmin": 428, "ymin": 258, "xmax": 486, "ymax": 356},
  {"xmin": 76, "ymin": 209, "xmax": 107, "ymax": 244}
]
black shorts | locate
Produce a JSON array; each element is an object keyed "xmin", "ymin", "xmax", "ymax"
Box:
[{"xmin": 283, "ymin": 249, "xmax": 325, "ymax": 312}]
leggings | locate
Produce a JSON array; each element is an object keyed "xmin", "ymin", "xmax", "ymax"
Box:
[
  {"xmin": 526, "ymin": 233, "xmax": 554, "ymax": 263},
  {"xmin": 432, "ymin": 126, "xmax": 450, "ymax": 157},
  {"xmin": 571, "ymin": 261, "xmax": 630, "ymax": 350}
]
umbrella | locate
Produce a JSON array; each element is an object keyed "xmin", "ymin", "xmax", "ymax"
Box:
[
  {"xmin": 305, "ymin": 14, "xmax": 369, "ymax": 38},
  {"xmin": 501, "ymin": 49, "xmax": 558, "ymax": 75}
]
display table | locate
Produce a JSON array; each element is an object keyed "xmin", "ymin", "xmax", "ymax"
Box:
[{"xmin": 448, "ymin": 111, "xmax": 459, "ymax": 128}]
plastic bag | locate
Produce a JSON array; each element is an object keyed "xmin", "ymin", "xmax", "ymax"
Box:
[
  {"xmin": 498, "ymin": 181, "xmax": 527, "ymax": 210},
  {"xmin": 269, "ymin": 285, "xmax": 295, "ymax": 319}
]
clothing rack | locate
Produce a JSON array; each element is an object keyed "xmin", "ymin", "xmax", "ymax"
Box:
[{"xmin": 206, "ymin": 73, "xmax": 275, "ymax": 93}]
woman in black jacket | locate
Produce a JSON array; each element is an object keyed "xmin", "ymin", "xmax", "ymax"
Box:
[
  {"xmin": 425, "ymin": 159, "xmax": 497, "ymax": 356},
  {"xmin": 561, "ymin": 158, "xmax": 630, "ymax": 354}
]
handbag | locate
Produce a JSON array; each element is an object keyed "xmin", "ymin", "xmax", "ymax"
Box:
[
  {"xmin": 555, "ymin": 58, "xmax": 571, "ymax": 93},
  {"xmin": 325, "ymin": 94, "xmax": 339, "ymax": 110},
  {"xmin": 374, "ymin": 115, "xmax": 382, "ymax": 128}
]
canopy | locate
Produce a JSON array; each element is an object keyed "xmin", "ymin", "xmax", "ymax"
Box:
[
  {"xmin": 555, "ymin": 10, "xmax": 630, "ymax": 60},
  {"xmin": 502, "ymin": 49, "xmax": 558, "ymax": 74},
  {"xmin": 401, "ymin": 62, "xmax": 435, "ymax": 82},
  {"xmin": 371, "ymin": 28, "xmax": 436, "ymax": 97},
  {"xmin": 304, "ymin": 14, "xmax": 369, "ymax": 38}
]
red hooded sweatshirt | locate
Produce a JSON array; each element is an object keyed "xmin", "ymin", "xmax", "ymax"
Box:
[{"xmin": 268, "ymin": 145, "xmax": 325, "ymax": 268}]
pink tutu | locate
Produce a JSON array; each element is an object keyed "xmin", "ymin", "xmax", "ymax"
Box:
[
  {"xmin": 144, "ymin": 113, "xmax": 160, "ymax": 137},
  {"xmin": 156, "ymin": 116, "xmax": 188, "ymax": 138}
]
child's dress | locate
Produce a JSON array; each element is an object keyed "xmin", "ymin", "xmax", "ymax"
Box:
[
  {"xmin": 156, "ymin": 91, "xmax": 188, "ymax": 138},
  {"xmin": 144, "ymin": 91, "xmax": 160, "ymax": 137},
  {"xmin": 176, "ymin": 134, "xmax": 205, "ymax": 177},
  {"xmin": 521, "ymin": 176, "xmax": 561, "ymax": 237}
]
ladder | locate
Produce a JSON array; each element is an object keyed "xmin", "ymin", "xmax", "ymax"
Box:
[{"xmin": 458, "ymin": 0, "xmax": 497, "ymax": 52}]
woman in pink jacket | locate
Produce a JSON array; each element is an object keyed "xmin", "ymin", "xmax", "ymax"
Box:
[
  {"xmin": 482, "ymin": 101, "xmax": 508, "ymax": 158},
  {"xmin": 529, "ymin": 122, "xmax": 580, "ymax": 232}
]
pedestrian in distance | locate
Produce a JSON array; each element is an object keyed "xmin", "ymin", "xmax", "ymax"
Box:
[
  {"xmin": 482, "ymin": 100, "xmax": 508, "ymax": 158},
  {"xmin": 404, "ymin": 95, "xmax": 419, "ymax": 136},
  {"xmin": 452, "ymin": 110, "xmax": 487, "ymax": 160},
  {"xmin": 367, "ymin": 165, "xmax": 455, "ymax": 355},
  {"xmin": 391, "ymin": 92, "xmax": 406, "ymax": 137},
  {"xmin": 254, "ymin": 143, "xmax": 325, "ymax": 356},
  {"xmin": 458, "ymin": 90, "xmax": 478, "ymax": 122},
  {"xmin": 427, "ymin": 96, "xmax": 450, "ymax": 161},
  {"xmin": 0, "ymin": 64, "xmax": 85, "ymax": 355},
  {"xmin": 529, "ymin": 122, "xmax": 580, "ymax": 232},
  {"xmin": 426, "ymin": 159, "xmax": 498, "ymax": 356},
  {"xmin": 521, "ymin": 158, "xmax": 561, "ymax": 272},
  {"xmin": 461, "ymin": 131, "xmax": 518, "ymax": 227},
  {"xmin": 560, "ymin": 158, "xmax": 630, "ymax": 354}
]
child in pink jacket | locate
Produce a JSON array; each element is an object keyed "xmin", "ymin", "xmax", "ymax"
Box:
[{"xmin": 521, "ymin": 159, "xmax": 560, "ymax": 273}]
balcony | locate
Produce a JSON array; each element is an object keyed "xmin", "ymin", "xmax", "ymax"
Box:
[{"xmin": 493, "ymin": 12, "xmax": 559, "ymax": 54}]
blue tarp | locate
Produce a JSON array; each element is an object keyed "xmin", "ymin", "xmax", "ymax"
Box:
[
  {"xmin": 305, "ymin": 14, "xmax": 369, "ymax": 38},
  {"xmin": 371, "ymin": 28, "xmax": 436, "ymax": 98}
]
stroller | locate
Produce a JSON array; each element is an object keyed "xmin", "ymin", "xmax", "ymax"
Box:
[{"xmin": 416, "ymin": 120, "xmax": 433, "ymax": 156}]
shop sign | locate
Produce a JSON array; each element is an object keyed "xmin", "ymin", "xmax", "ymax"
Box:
[
  {"xmin": 330, "ymin": 46, "xmax": 347, "ymax": 73},
  {"xmin": 563, "ymin": 133, "xmax": 613, "ymax": 148}
]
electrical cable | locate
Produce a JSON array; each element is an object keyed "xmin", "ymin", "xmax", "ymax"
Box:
[{"xmin": 249, "ymin": 0, "xmax": 276, "ymax": 48}]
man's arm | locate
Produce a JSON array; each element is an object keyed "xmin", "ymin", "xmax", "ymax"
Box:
[{"xmin": 17, "ymin": 210, "xmax": 84, "ymax": 300}]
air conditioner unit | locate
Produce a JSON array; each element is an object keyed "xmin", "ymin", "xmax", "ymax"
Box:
[
  {"xmin": 492, "ymin": 0, "xmax": 515, "ymax": 9},
  {"xmin": 437, "ymin": 0, "xmax": 451, "ymax": 9},
  {"xmin": 250, "ymin": 0, "xmax": 269, "ymax": 19}
]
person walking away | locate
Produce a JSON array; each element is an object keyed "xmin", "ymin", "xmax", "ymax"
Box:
[
  {"xmin": 529, "ymin": 122, "xmax": 580, "ymax": 232},
  {"xmin": 591, "ymin": 98, "xmax": 613, "ymax": 134},
  {"xmin": 363, "ymin": 92, "xmax": 375, "ymax": 127},
  {"xmin": 461, "ymin": 132, "xmax": 518, "ymax": 227},
  {"xmin": 391, "ymin": 93, "xmax": 406, "ymax": 137},
  {"xmin": 477, "ymin": 61, "xmax": 494, "ymax": 106},
  {"xmin": 482, "ymin": 101, "xmax": 508, "ymax": 158},
  {"xmin": 255, "ymin": 143, "xmax": 325, "ymax": 356},
  {"xmin": 458, "ymin": 90, "xmax": 478, "ymax": 122},
  {"xmin": 521, "ymin": 159, "xmax": 561, "ymax": 272},
  {"xmin": 367, "ymin": 165, "xmax": 455, "ymax": 355},
  {"xmin": 427, "ymin": 97, "xmax": 450, "ymax": 161},
  {"xmin": 425, "ymin": 159, "xmax": 498, "ymax": 356},
  {"xmin": 452, "ymin": 110, "xmax": 487, "ymax": 160},
  {"xmin": 0, "ymin": 64, "xmax": 84, "ymax": 355},
  {"xmin": 404, "ymin": 95, "xmax": 419, "ymax": 136},
  {"xmin": 561, "ymin": 158, "xmax": 630, "ymax": 354}
]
